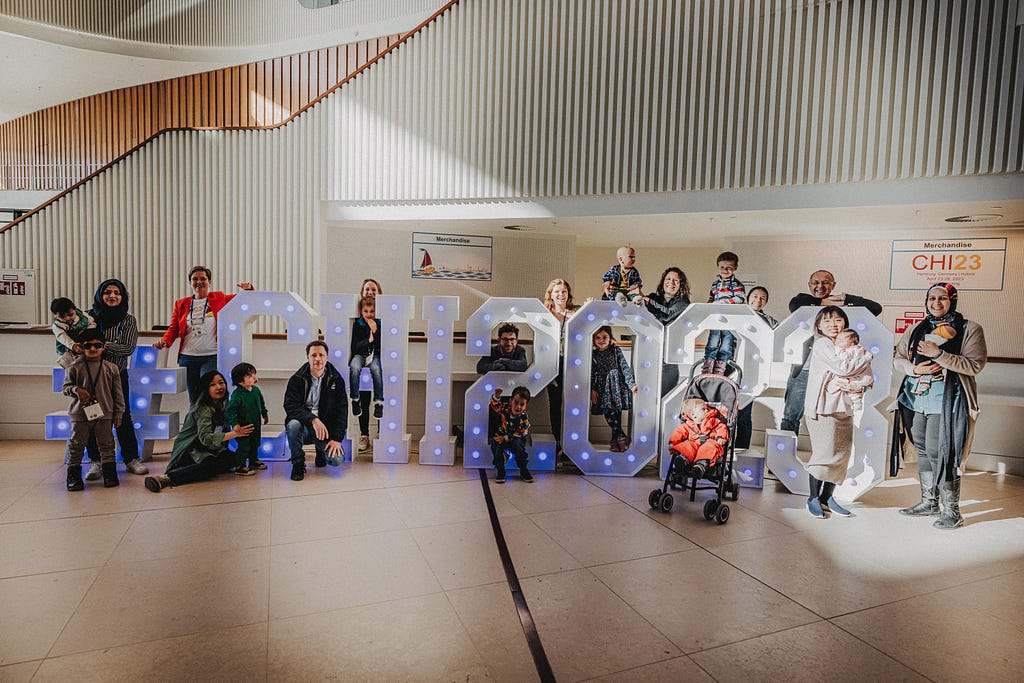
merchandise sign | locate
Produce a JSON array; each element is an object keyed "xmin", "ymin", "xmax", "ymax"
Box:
[{"xmin": 890, "ymin": 238, "xmax": 1006, "ymax": 291}]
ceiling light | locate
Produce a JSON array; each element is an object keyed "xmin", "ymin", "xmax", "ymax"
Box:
[
  {"xmin": 944, "ymin": 214, "xmax": 1002, "ymax": 223},
  {"xmin": 502, "ymin": 225, "xmax": 534, "ymax": 231}
]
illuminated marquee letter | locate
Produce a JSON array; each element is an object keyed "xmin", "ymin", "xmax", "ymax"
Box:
[
  {"xmin": 561, "ymin": 300, "xmax": 663, "ymax": 476},
  {"xmin": 659, "ymin": 303, "xmax": 775, "ymax": 480},
  {"xmin": 373, "ymin": 294, "xmax": 415, "ymax": 463},
  {"xmin": 419, "ymin": 296, "xmax": 459, "ymax": 465},
  {"xmin": 319, "ymin": 292, "xmax": 360, "ymax": 462},
  {"xmin": 463, "ymin": 298, "xmax": 559, "ymax": 470}
]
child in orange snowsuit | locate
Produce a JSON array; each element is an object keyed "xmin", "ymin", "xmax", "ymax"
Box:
[{"xmin": 668, "ymin": 398, "xmax": 729, "ymax": 479}]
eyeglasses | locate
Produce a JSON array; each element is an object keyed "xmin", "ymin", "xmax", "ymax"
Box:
[{"xmin": 82, "ymin": 342, "xmax": 104, "ymax": 349}]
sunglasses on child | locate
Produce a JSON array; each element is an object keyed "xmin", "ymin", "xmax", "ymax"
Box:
[{"xmin": 81, "ymin": 342, "xmax": 104, "ymax": 349}]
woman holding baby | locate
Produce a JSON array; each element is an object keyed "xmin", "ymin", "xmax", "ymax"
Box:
[{"xmin": 893, "ymin": 283, "xmax": 987, "ymax": 530}]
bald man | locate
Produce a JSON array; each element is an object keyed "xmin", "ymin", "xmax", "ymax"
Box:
[{"xmin": 781, "ymin": 270, "xmax": 882, "ymax": 433}]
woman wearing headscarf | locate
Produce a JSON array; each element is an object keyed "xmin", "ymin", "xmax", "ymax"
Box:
[
  {"xmin": 85, "ymin": 278, "xmax": 149, "ymax": 477},
  {"xmin": 892, "ymin": 283, "xmax": 987, "ymax": 529}
]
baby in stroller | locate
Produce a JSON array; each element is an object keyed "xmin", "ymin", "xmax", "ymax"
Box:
[{"xmin": 668, "ymin": 398, "xmax": 729, "ymax": 480}]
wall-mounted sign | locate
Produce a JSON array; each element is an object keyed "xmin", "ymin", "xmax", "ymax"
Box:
[
  {"xmin": 0, "ymin": 269, "xmax": 37, "ymax": 323},
  {"xmin": 411, "ymin": 232, "xmax": 492, "ymax": 281},
  {"xmin": 890, "ymin": 238, "xmax": 1006, "ymax": 291}
]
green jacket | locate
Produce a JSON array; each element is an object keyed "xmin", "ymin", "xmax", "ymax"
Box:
[
  {"xmin": 226, "ymin": 385, "xmax": 268, "ymax": 432},
  {"xmin": 166, "ymin": 403, "xmax": 229, "ymax": 472}
]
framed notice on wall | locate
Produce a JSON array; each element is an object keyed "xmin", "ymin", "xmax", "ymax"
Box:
[
  {"xmin": 411, "ymin": 232, "xmax": 492, "ymax": 281},
  {"xmin": 0, "ymin": 268, "xmax": 38, "ymax": 323},
  {"xmin": 890, "ymin": 238, "xmax": 1006, "ymax": 291}
]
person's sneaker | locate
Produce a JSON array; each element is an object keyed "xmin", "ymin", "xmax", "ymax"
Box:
[
  {"xmin": 124, "ymin": 459, "xmax": 149, "ymax": 475},
  {"xmin": 495, "ymin": 472, "xmax": 506, "ymax": 484},
  {"xmin": 290, "ymin": 461, "xmax": 306, "ymax": 481},
  {"xmin": 251, "ymin": 460, "xmax": 268, "ymax": 470},
  {"xmin": 234, "ymin": 466, "xmax": 256, "ymax": 476},
  {"xmin": 521, "ymin": 471, "xmax": 534, "ymax": 483},
  {"xmin": 807, "ymin": 497, "xmax": 825, "ymax": 518},
  {"xmin": 824, "ymin": 496, "xmax": 851, "ymax": 517},
  {"xmin": 314, "ymin": 452, "xmax": 327, "ymax": 468},
  {"xmin": 614, "ymin": 291, "xmax": 628, "ymax": 307},
  {"xmin": 358, "ymin": 435, "xmax": 371, "ymax": 453},
  {"xmin": 351, "ymin": 399, "xmax": 361, "ymax": 416},
  {"xmin": 373, "ymin": 401, "xmax": 384, "ymax": 419},
  {"xmin": 617, "ymin": 435, "xmax": 631, "ymax": 452},
  {"xmin": 85, "ymin": 461, "xmax": 102, "ymax": 481},
  {"xmin": 609, "ymin": 437, "xmax": 623, "ymax": 453},
  {"xmin": 701, "ymin": 358, "xmax": 714, "ymax": 375},
  {"xmin": 144, "ymin": 475, "xmax": 170, "ymax": 492}
]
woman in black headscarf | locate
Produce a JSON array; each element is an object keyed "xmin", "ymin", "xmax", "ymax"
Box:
[
  {"xmin": 87, "ymin": 278, "xmax": 149, "ymax": 476},
  {"xmin": 892, "ymin": 283, "xmax": 987, "ymax": 529}
]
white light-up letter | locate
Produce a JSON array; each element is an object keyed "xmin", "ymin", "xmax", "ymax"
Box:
[
  {"xmin": 659, "ymin": 303, "xmax": 775, "ymax": 480},
  {"xmin": 463, "ymin": 298, "xmax": 559, "ymax": 471},
  {"xmin": 562, "ymin": 300, "xmax": 663, "ymax": 476},
  {"xmin": 373, "ymin": 294, "xmax": 415, "ymax": 463},
  {"xmin": 319, "ymin": 292, "xmax": 360, "ymax": 462},
  {"xmin": 419, "ymin": 296, "xmax": 459, "ymax": 465}
]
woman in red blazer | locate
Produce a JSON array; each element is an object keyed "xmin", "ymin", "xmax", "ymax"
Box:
[{"xmin": 153, "ymin": 265, "xmax": 254, "ymax": 403}]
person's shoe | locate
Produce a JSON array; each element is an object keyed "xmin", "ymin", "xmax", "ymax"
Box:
[
  {"xmin": 290, "ymin": 461, "xmax": 306, "ymax": 481},
  {"xmin": 144, "ymin": 475, "xmax": 170, "ymax": 492},
  {"xmin": 614, "ymin": 292, "xmax": 628, "ymax": 307},
  {"xmin": 495, "ymin": 471, "xmax": 506, "ymax": 484},
  {"xmin": 690, "ymin": 461, "xmax": 707, "ymax": 480},
  {"xmin": 234, "ymin": 466, "xmax": 256, "ymax": 476},
  {"xmin": 124, "ymin": 458, "xmax": 149, "ymax": 475},
  {"xmin": 933, "ymin": 480, "xmax": 964, "ymax": 530},
  {"xmin": 713, "ymin": 360, "xmax": 727, "ymax": 375},
  {"xmin": 351, "ymin": 399, "xmax": 361, "ymax": 416},
  {"xmin": 85, "ymin": 461, "xmax": 102, "ymax": 481},
  {"xmin": 899, "ymin": 472, "xmax": 940, "ymax": 516},
  {"xmin": 373, "ymin": 401, "xmax": 384, "ymax": 419},
  {"xmin": 521, "ymin": 471, "xmax": 534, "ymax": 483},
  {"xmin": 251, "ymin": 460, "xmax": 268, "ymax": 470},
  {"xmin": 823, "ymin": 496, "xmax": 851, "ymax": 517},
  {"xmin": 701, "ymin": 358, "xmax": 714, "ymax": 375},
  {"xmin": 314, "ymin": 452, "xmax": 327, "ymax": 468},
  {"xmin": 101, "ymin": 462, "xmax": 120, "ymax": 488},
  {"xmin": 617, "ymin": 435, "xmax": 631, "ymax": 452},
  {"xmin": 609, "ymin": 437, "xmax": 623, "ymax": 453},
  {"xmin": 807, "ymin": 497, "xmax": 825, "ymax": 518},
  {"xmin": 358, "ymin": 435, "xmax": 371, "ymax": 453},
  {"xmin": 66, "ymin": 465, "xmax": 84, "ymax": 492}
]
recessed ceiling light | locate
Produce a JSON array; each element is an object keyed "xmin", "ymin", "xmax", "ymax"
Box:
[
  {"xmin": 944, "ymin": 214, "xmax": 1002, "ymax": 223},
  {"xmin": 502, "ymin": 225, "xmax": 534, "ymax": 231}
]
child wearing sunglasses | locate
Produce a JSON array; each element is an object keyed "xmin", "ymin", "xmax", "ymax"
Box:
[{"xmin": 62, "ymin": 329, "xmax": 125, "ymax": 491}]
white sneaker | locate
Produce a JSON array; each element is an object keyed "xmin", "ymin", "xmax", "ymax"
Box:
[
  {"xmin": 85, "ymin": 462, "xmax": 102, "ymax": 480},
  {"xmin": 358, "ymin": 435, "xmax": 371, "ymax": 453},
  {"xmin": 125, "ymin": 459, "xmax": 149, "ymax": 475}
]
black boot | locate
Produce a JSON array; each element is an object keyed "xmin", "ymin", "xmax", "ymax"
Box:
[
  {"xmin": 101, "ymin": 461, "xmax": 119, "ymax": 488},
  {"xmin": 933, "ymin": 479, "xmax": 964, "ymax": 530},
  {"xmin": 66, "ymin": 465, "xmax": 84, "ymax": 492},
  {"xmin": 899, "ymin": 469, "xmax": 939, "ymax": 516},
  {"xmin": 290, "ymin": 459, "xmax": 306, "ymax": 481}
]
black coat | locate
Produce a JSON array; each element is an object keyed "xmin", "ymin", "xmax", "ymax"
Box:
[{"xmin": 283, "ymin": 362, "xmax": 348, "ymax": 442}]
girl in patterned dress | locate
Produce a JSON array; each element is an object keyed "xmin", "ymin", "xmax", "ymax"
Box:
[{"xmin": 590, "ymin": 326, "xmax": 638, "ymax": 452}]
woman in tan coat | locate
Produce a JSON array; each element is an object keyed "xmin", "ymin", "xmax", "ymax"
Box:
[{"xmin": 893, "ymin": 283, "xmax": 987, "ymax": 529}]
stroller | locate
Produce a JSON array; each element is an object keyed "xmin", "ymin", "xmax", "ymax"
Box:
[{"xmin": 649, "ymin": 360, "xmax": 742, "ymax": 524}]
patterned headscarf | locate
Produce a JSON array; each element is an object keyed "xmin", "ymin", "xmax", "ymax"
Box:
[{"xmin": 926, "ymin": 282, "xmax": 958, "ymax": 319}]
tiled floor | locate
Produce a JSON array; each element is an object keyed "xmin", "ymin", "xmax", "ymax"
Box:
[{"xmin": 0, "ymin": 440, "xmax": 1021, "ymax": 682}]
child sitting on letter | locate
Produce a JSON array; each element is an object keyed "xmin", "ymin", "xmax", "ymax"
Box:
[
  {"xmin": 668, "ymin": 398, "xmax": 729, "ymax": 480},
  {"xmin": 226, "ymin": 362, "xmax": 269, "ymax": 474},
  {"xmin": 827, "ymin": 329, "xmax": 874, "ymax": 412},
  {"xmin": 488, "ymin": 386, "xmax": 533, "ymax": 484},
  {"xmin": 601, "ymin": 245, "xmax": 643, "ymax": 307},
  {"xmin": 591, "ymin": 326, "xmax": 639, "ymax": 453},
  {"xmin": 350, "ymin": 295, "xmax": 385, "ymax": 420},
  {"xmin": 50, "ymin": 297, "xmax": 96, "ymax": 369}
]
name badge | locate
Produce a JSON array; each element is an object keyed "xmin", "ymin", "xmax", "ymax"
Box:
[{"xmin": 83, "ymin": 402, "xmax": 105, "ymax": 421}]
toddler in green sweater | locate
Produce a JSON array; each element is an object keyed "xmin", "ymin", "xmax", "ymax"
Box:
[{"xmin": 226, "ymin": 362, "xmax": 269, "ymax": 474}]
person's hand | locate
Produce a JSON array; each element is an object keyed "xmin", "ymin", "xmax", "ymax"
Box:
[
  {"xmin": 917, "ymin": 340, "xmax": 941, "ymax": 358},
  {"xmin": 75, "ymin": 387, "xmax": 91, "ymax": 403},
  {"xmin": 233, "ymin": 424, "xmax": 254, "ymax": 438},
  {"xmin": 913, "ymin": 360, "xmax": 942, "ymax": 376},
  {"xmin": 584, "ymin": 296, "xmax": 595, "ymax": 304},
  {"xmin": 591, "ymin": 390, "xmax": 598, "ymax": 405},
  {"xmin": 237, "ymin": 282, "xmax": 255, "ymax": 291},
  {"xmin": 312, "ymin": 417, "xmax": 328, "ymax": 441},
  {"xmin": 153, "ymin": 340, "xmax": 168, "ymax": 350},
  {"xmin": 631, "ymin": 385, "xmax": 639, "ymax": 394},
  {"xmin": 263, "ymin": 415, "xmax": 269, "ymax": 425},
  {"xmin": 822, "ymin": 295, "xmax": 845, "ymax": 306},
  {"xmin": 602, "ymin": 281, "xmax": 614, "ymax": 296},
  {"xmin": 114, "ymin": 417, "xmax": 122, "ymax": 429},
  {"xmin": 325, "ymin": 440, "xmax": 343, "ymax": 458},
  {"xmin": 367, "ymin": 319, "xmax": 378, "ymax": 334},
  {"xmin": 493, "ymin": 434, "xmax": 506, "ymax": 444},
  {"xmin": 72, "ymin": 342, "xmax": 83, "ymax": 354}
]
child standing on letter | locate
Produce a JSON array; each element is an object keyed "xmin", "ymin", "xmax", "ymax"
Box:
[
  {"xmin": 703, "ymin": 251, "xmax": 745, "ymax": 375},
  {"xmin": 590, "ymin": 326, "xmax": 638, "ymax": 453}
]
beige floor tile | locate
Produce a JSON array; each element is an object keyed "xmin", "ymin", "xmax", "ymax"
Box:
[
  {"xmin": 108, "ymin": 500, "xmax": 270, "ymax": 564},
  {"xmin": 690, "ymin": 620, "xmax": 927, "ymax": 682},
  {"xmin": 586, "ymin": 471, "xmax": 666, "ymax": 504},
  {"xmin": 0, "ymin": 487, "xmax": 29, "ymax": 515},
  {"xmin": 269, "ymin": 529, "xmax": 441, "ymax": 619},
  {"xmin": 529, "ymin": 502, "xmax": 696, "ymax": 567},
  {"xmin": 0, "ymin": 660, "xmax": 41, "ymax": 682},
  {"xmin": 270, "ymin": 488, "xmax": 405, "ymax": 545},
  {"xmin": 33, "ymin": 622, "xmax": 268, "ymax": 682},
  {"xmin": 269, "ymin": 460, "xmax": 384, "ymax": 497},
  {"xmin": 0, "ymin": 568, "xmax": 100, "ymax": 665},
  {"xmin": 494, "ymin": 474, "xmax": 620, "ymax": 514},
  {"xmin": 386, "ymin": 478, "xmax": 522, "ymax": 528},
  {"xmin": 411, "ymin": 516, "xmax": 581, "ymax": 591},
  {"xmin": 0, "ymin": 440, "xmax": 53, "ymax": 462},
  {"xmin": 832, "ymin": 571, "xmax": 1024, "ymax": 683},
  {"xmin": 629, "ymin": 492, "xmax": 799, "ymax": 548},
  {"xmin": 0, "ymin": 459, "xmax": 63, "ymax": 487},
  {"xmin": 50, "ymin": 547, "xmax": 270, "ymax": 656},
  {"xmin": 268, "ymin": 592, "xmax": 488, "ymax": 681},
  {"xmin": 588, "ymin": 655, "xmax": 714, "ymax": 682},
  {"xmin": 0, "ymin": 513, "xmax": 135, "ymax": 578},
  {"xmin": 446, "ymin": 581, "xmax": 540, "ymax": 683},
  {"xmin": 591, "ymin": 551, "xmax": 819, "ymax": 653},
  {"xmin": 520, "ymin": 568, "xmax": 681, "ymax": 681},
  {"xmin": 372, "ymin": 461, "xmax": 480, "ymax": 487}
]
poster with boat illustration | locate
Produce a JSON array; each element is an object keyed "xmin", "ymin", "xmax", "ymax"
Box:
[{"xmin": 411, "ymin": 232, "xmax": 492, "ymax": 281}]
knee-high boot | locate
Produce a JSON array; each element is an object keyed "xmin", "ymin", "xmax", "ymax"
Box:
[
  {"xmin": 933, "ymin": 479, "xmax": 964, "ymax": 530},
  {"xmin": 899, "ymin": 468, "xmax": 940, "ymax": 516}
]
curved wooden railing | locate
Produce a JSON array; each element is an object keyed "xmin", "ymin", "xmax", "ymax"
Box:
[{"xmin": 0, "ymin": 0, "xmax": 460, "ymax": 233}]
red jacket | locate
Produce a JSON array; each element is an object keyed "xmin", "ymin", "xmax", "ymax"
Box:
[
  {"xmin": 159, "ymin": 291, "xmax": 236, "ymax": 348},
  {"xmin": 668, "ymin": 408, "xmax": 729, "ymax": 452}
]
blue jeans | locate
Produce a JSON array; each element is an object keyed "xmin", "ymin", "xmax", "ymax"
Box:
[
  {"xmin": 349, "ymin": 354, "xmax": 383, "ymax": 401},
  {"xmin": 781, "ymin": 362, "xmax": 810, "ymax": 432},
  {"xmin": 703, "ymin": 330, "xmax": 735, "ymax": 362},
  {"xmin": 178, "ymin": 353, "xmax": 218, "ymax": 404},
  {"xmin": 286, "ymin": 419, "xmax": 327, "ymax": 463},
  {"xmin": 490, "ymin": 437, "xmax": 529, "ymax": 474}
]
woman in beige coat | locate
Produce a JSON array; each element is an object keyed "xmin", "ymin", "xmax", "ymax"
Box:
[
  {"xmin": 802, "ymin": 306, "xmax": 873, "ymax": 519},
  {"xmin": 893, "ymin": 283, "xmax": 986, "ymax": 529}
]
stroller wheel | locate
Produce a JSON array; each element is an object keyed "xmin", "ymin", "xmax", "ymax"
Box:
[
  {"xmin": 703, "ymin": 499, "xmax": 718, "ymax": 520},
  {"xmin": 730, "ymin": 482, "xmax": 740, "ymax": 501},
  {"xmin": 715, "ymin": 504, "xmax": 731, "ymax": 525},
  {"xmin": 659, "ymin": 492, "xmax": 674, "ymax": 512},
  {"xmin": 648, "ymin": 489, "xmax": 663, "ymax": 509}
]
